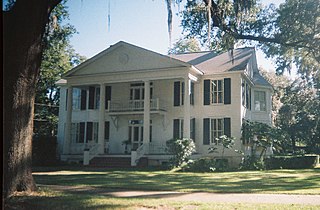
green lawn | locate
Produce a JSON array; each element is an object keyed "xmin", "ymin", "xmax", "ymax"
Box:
[
  {"xmin": 5, "ymin": 167, "xmax": 320, "ymax": 210},
  {"xmin": 33, "ymin": 167, "xmax": 320, "ymax": 194}
]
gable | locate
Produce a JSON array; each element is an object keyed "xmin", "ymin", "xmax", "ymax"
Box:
[{"xmin": 64, "ymin": 41, "xmax": 189, "ymax": 78}]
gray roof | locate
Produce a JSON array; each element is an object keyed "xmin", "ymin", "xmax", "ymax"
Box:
[
  {"xmin": 253, "ymin": 71, "xmax": 273, "ymax": 88},
  {"xmin": 170, "ymin": 48, "xmax": 255, "ymax": 74}
]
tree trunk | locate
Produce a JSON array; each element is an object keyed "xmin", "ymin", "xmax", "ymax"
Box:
[{"xmin": 3, "ymin": 0, "xmax": 61, "ymax": 199}]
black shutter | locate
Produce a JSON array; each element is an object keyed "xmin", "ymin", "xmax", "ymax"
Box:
[
  {"xmin": 224, "ymin": 118, "xmax": 231, "ymax": 137},
  {"xmin": 173, "ymin": 119, "xmax": 180, "ymax": 139},
  {"xmin": 88, "ymin": 86, "xmax": 95, "ymax": 109},
  {"xmin": 190, "ymin": 82, "xmax": 195, "ymax": 105},
  {"xmin": 105, "ymin": 121, "xmax": 110, "ymax": 140},
  {"xmin": 174, "ymin": 81, "xmax": 180, "ymax": 106},
  {"xmin": 86, "ymin": 122, "xmax": 93, "ymax": 142},
  {"xmin": 203, "ymin": 118, "xmax": 210, "ymax": 145},
  {"xmin": 79, "ymin": 122, "xmax": 85, "ymax": 143},
  {"xmin": 80, "ymin": 89, "xmax": 87, "ymax": 110},
  {"xmin": 191, "ymin": 118, "xmax": 196, "ymax": 141},
  {"xmin": 224, "ymin": 78, "xmax": 231, "ymax": 104},
  {"xmin": 105, "ymin": 86, "xmax": 112, "ymax": 109},
  {"xmin": 203, "ymin": 79, "xmax": 210, "ymax": 105}
]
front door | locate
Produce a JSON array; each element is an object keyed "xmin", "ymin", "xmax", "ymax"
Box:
[{"xmin": 128, "ymin": 120, "xmax": 143, "ymax": 151}]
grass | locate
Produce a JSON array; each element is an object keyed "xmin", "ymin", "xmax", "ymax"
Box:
[
  {"xmin": 5, "ymin": 167, "xmax": 320, "ymax": 209},
  {"xmin": 33, "ymin": 167, "xmax": 320, "ymax": 194},
  {"xmin": 5, "ymin": 191, "xmax": 319, "ymax": 210}
]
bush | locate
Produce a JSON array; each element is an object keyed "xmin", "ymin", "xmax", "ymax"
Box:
[
  {"xmin": 265, "ymin": 155, "xmax": 319, "ymax": 169},
  {"xmin": 166, "ymin": 138, "xmax": 195, "ymax": 168},
  {"xmin": 239, "ymin": 156, "xmax": 266, "ymax": 170},
  {"xmin": 32, "ymin": 136, "xmax": 58, "ymax": 166},
  {"xmin": 179, "ymin": 158, "xmax": 230, "ymax": 172}
]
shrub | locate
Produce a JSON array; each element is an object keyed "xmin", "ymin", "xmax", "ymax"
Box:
[
  {"xmin": 166, "ymin": 138, "xmax": 196, "ymax": 168},
  {"xmin": 179, "ymin": 157, "xmax": 230, "ymax": 172},
  {"xmin": 265, "ymin": 155, "xmax": 319, "ymax": 169},
  {"xmin": 239, "ymin": 156, "xmax": 266, "ymax": 170},
  {"xmin": 32, "ymin": 136, "xmax": 58, "ymax": 166}
]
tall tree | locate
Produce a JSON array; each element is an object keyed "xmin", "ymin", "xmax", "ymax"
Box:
[
  {"xmin": 34, "ymin": 2, "xmax": 85, "ymax": 137},
  {"xmin": 3, "ymin": 0, "xmax": 62, "ymax": 198},
  {"xmin": 168, "ymin": 37, "xmax": 201, "ymax": 54},
  {"xmin": 167, "ymin": 0, "xmax": 319, "ymax": 77}
]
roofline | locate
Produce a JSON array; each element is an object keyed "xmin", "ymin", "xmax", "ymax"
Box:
[{"xmin": 62, "ymin": 41, "xmax": 194, "ymax": 79}]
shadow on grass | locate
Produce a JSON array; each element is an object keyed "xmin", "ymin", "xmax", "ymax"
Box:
[
  {"xmin": 33, "ymin": 168, "xmax": 320, "ymax": 194},
  {"xmin": 5, "ymin": 193, "xmax": 128, "ymax": 210}
]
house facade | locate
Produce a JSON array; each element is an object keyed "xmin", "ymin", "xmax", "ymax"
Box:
[{"xmin": 57, "ymin": 41, "xmax": 272, "ymax": 167}]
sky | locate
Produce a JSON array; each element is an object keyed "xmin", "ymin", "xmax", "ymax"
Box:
[{"xmin": 65, "ymin": 0, "xmax": 285, "ymax": 72}]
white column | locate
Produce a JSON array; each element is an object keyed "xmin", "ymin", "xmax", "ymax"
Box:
[
  {"xmin": 184, "ymin": 77, "xmax": 191, "ymax": 139},
  {"xmin": 98, "ymin": 83, "xmax": 106, "ymax": 154},
  {"xmin": 63, "ymin": 86, "xmax": 73, "ymax": 154},
  {"xmin": 143, "ymin": 80, "xmax": 150, "ymax": 144}
]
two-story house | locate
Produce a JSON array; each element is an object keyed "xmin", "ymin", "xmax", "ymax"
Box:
[{"xmin": 57, "ymin": 41, "xmax": 272, "ymax": 167}]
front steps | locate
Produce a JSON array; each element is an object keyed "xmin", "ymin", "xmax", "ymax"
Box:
[{"xmin": 89, "ymin": 156, "xmax": 148, "ymax": 168}]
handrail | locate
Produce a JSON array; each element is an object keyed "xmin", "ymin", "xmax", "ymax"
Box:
[
  {"xmin": 108, "ymin": 98, "xmax": 166, "ymax": 112},
  {"xmin": 131, "ymin": 144, "xmax": 145, "ymax": 166},
  {"xmin": 83, "ymin": 144, "xmax": 100, "ymax": 165}
]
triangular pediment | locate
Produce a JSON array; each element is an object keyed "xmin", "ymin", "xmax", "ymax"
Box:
[{"xmin": 63, "ymin": 41, "xmax": 190, "ymax": 78}]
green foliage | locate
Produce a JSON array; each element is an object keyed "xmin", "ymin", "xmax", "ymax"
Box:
[
  {"xmin": 180, "ymin": 158, "xmax": 217, "ymax": 172},
  {"xmin": 276, "ymin": 79, "xmax": 320, "ymax": 154},
  {"xmin": 239, "ymin": 156, "xmax": 266, "ymax": 170},
  {"xmin": 265, "ymin": 155, "xmax": 319, "ymax": 169},
  {"xmin": 34, "ymin": 1, "xmax": 86, "ymax": 137},
  {"xmin": 178, "ymin": 0, "xmax": 319, "ymax": 79},
  {"xmin": 166, "ymin": 138, "xmax": 196, "ymax": 168},
  {"xmin": 168, "ymin": 37, "xmax": 201, "ymax": 54},
  {"xmin": 32, "ymin": 136, "xmax": 58, "ymax": 166}
]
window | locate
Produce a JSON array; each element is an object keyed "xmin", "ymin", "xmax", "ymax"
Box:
[
  {"xmin": 86, "ymin": 122, "xmax": 99, "ymax": 143},
  {"xmin": 130, "ymin": 83, "xmax": 153, "ymax": 101},
  {"xmin": 72, "ymin": 88, "xmax": 82, "ymax": 110},
  {"xmin": 254, "ymin": 91, "xmax": 266, "ymax": 111},
  {"xmin": 242, "ymin": 80, "xmax": 251, "ymax": 109},
  {"xmin": 173, "ymin": 118, "xmax": 195, "ymax": 140},
  {"xmin": 211, "ymin": 80, "xmax": 223, "ymax": 104},
  {"xmin": 88, "ymin": 86, "xmax": 100, "ymax": 110},
  {"xmin": 173, "ymin": 119, "xmax": 184, "ymax": 139},
  {"xmin": 204, "ymin": 78, "xmax": 231, "ymax": 105},
  {"xmin": 71, "ymin": 122, "xmax": 85, "ymax": 143},
  {"xmin": 203, "ymin": 118, "xmax": 231, "ymax": 145},
  {"xmin": 210, "ymin": 118, "xmax": 224, "ymax": 144},
  {"xmin": 174, "ymin": 81, "xmax": 195, "ymax": 106}
]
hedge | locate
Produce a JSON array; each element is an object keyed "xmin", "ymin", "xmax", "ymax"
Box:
[
  {"xmin": 265, "ymin": 155, "xmax": 319, "ymax": 169},
  {"xmin": 32, "ymin": 136, "xmax": 58, "ymax": 166}
]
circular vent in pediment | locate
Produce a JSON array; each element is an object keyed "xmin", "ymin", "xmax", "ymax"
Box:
[{"xmin": 118, "ymin": 53, "xmax": 129, "ymax": 64}]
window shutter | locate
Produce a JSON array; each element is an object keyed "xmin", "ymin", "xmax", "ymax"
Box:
[
  {"xmin": 203, "ymin": 118, "xmax": 210, "ymax": 145},
  {"xmin": 79, "ymin": 122, "xmax": 85, "ymax": 143},
  {"xmin": 203, "ymin": 80, "xmax": 210, "ymax": 105},
  {"xmin": 224, "ymin": 78, "xmax": 231, "ymax": 104},
  {"xmin": 191, "ymin": 118, "xmax": 196, "ymax": 141},
  {"xmin": 174, "ymin": 81, "xmax": 180, "ymax": 106},
  {"xmin": 105, "ymin": 86, "xmax": 112, "ymax": 109},
  {"xmin": 105, "ymin": 121, "xmax": 110, "ymax": 141},
  {"xmin": 86, "ymin": 122, "xmax": 93, "ymax": 142},
  {"xmin": 173, "ymin": 119, "xmax": 180, "ymax": 139},
  {"xmin": 88, "ymin": 86, "xmax": 95, "ymax": 109},
  {"xmin": 190, "ymin": 82, "xmax": 195, "ymax": 105},
  {"xmin": 80, "ymin": 89, "xmax": 87, "ymax": 110},
  {"xmin": 223, "ymin": 118, "xmax": 231, "ymax": 137}
]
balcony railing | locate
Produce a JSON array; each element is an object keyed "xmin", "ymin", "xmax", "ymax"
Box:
[{"xmin": 107, "ymin": 98, "xmax": 166, "ymax": 113}]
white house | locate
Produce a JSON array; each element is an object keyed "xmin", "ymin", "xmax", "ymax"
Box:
[{"xmin": 57, "ymin": 41, "xmax": 272, "ymax": 167}]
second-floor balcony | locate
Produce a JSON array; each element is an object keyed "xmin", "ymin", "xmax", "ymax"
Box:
[{"xmin": 107, "ymin": 98, "xmax": 167, "ymax": 114}]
